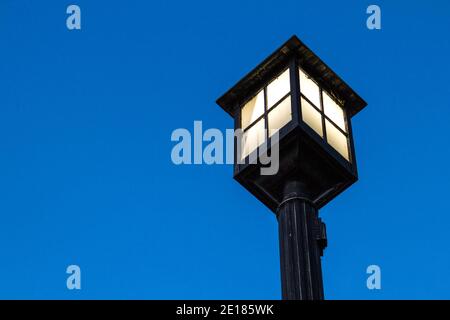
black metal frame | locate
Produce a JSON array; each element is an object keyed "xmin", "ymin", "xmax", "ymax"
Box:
[
  {"xmin": 297, "ymin": 66, "xmax": 353, "ymax": 164},
  {"xmin": 240, "ymin": 86, "xmax": 291, "ymax": 138},
  {"xmin": 235, "ymin": 59, "xmax": 356, "ymax": 175},
  {"xmin": 218, "ymin": 35, "xmax": 367, "ymax": 212},
  {"xmin": 239, "ymin": 68, "xmax": 292, "ymax": 152},
  {"xmin": 295, "ymin": 60, "xmax": 357, "ymax": 177},
  {"xmin": 234, "ymin": 64, "xmax": 299, "ymax": 176}
]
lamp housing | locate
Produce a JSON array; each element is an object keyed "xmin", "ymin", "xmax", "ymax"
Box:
[{"xmin": 216, "ymin": 36, "xmax": 367, "ymax": 212}]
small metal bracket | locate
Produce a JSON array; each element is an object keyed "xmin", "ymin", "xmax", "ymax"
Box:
[{"xmin": 316, "ymin": 218, "xmax": 327, "ymax": 256}]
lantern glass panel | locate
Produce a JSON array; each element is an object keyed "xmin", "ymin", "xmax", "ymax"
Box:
[
  {"xmin": 301, "ymin": 97, "xmax": 323, "ymax": 137},
  {"xmin": 299, "ymin": 68, "xmax": 321, "ymax": 108},
  {"xmin": 241, "ymin": 90, "xmax": 265, "ymax": 130},
  {"xmin": 323, "ymin": 91, "xmax": 346, "ymax": 132},
  {"xmin": 325, "ymin": 120, "xmax": 349, "ymax": 160},
  {"xmin": 241, "ymin": 118, "xmax": 266, "ymax": 159},
  {"xmin": 267, "ymin": 69, "xmax": 290, "ymax": 108},
  {"xmin": 268, "ymin": 95, "xmax": 292, "ymax": 137}
]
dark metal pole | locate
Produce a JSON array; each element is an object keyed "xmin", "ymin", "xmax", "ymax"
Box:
[{"xmin": 277, "ymin": 181, "xmax": 327, "ymax": 300}]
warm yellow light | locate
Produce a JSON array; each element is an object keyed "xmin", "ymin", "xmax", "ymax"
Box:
[
  {"xmin": 240, "ymin": 68, "xmax": 294, "ymax": 159},
  {"xmin": 267, "ymin": 69, "xmax": 290, "ymax": 108},
  {"xmin": 299, "ymin": 68, "xmax": 321, "ymax": 108},
  {"xmin": 241, "ymin": 90, "xmax": 264, "ymax": 130},
  {"xmin": 323, "ymin": 91, "xmax": 346, "ymax": 132},
  {"xmin": 301, "ymin": 97, "xmax": 323, "ymax": 137},
  {"xmin": 241, "ymin": 118, "xmax": 265, "ymax": 159},
  {"xmin": 325, "ymin": 120, "xmax": 349, "ymax": 160},
  {"xmin": 268, "ymin": 96, "xmax": 292, "ymax": 137}
]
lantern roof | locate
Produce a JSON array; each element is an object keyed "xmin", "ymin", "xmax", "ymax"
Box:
[{"xmin": 217, "ymin": 35, "xmax": 367, "ymax": 118}]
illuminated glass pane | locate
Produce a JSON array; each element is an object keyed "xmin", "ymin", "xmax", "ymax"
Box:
[
  {"xmin": 267, "ymin": 68, "xmax": 290, "ymax": 108},
  {"xmin": 241, "ymin": 90, "xmax": 264, "ymax": 130},
  {"xmin": 301, "ymin": 97, "xmax": 323, "ymax": 137},
  {"xmin": 326, "ymin": 120, "xmax": 349, "ymax": 161},
  {"xmin": 241, "ymin": 118, "xmax": 265, "ymax": 160},
  {"xmin": 299, "ymin": 68, "xmax": 321, "ymax": 108},
  {"xmin": 323, "ymin": 91, "xmax": 346, "ymax": 132},
  {"xmin": 268, "ymin": 96, "xmax": 292, "ymax": 137}
]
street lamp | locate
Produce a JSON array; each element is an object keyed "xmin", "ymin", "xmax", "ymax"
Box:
[{"xmin": 216, "ymin": 36, "xmax": 367, "ymax": 300}]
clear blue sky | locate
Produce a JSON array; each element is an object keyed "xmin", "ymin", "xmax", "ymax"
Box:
[{"xmin": 1, "ymin": 0, "xmax": 449, "ymax": 299}]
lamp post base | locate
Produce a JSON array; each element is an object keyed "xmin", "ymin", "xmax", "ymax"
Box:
[{"xmin": 277, "ymin": 181, "xmax": 327, "ymax": 300}]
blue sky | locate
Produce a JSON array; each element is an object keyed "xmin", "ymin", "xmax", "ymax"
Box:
[{"xmin": 0, "ymin": 0, "xmax": 449, "ymax": 299}]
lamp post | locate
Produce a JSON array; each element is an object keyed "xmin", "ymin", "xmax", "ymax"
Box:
[{"xmin": 216, "ymin": 36, "xmax": 367, "ymax": 300}]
